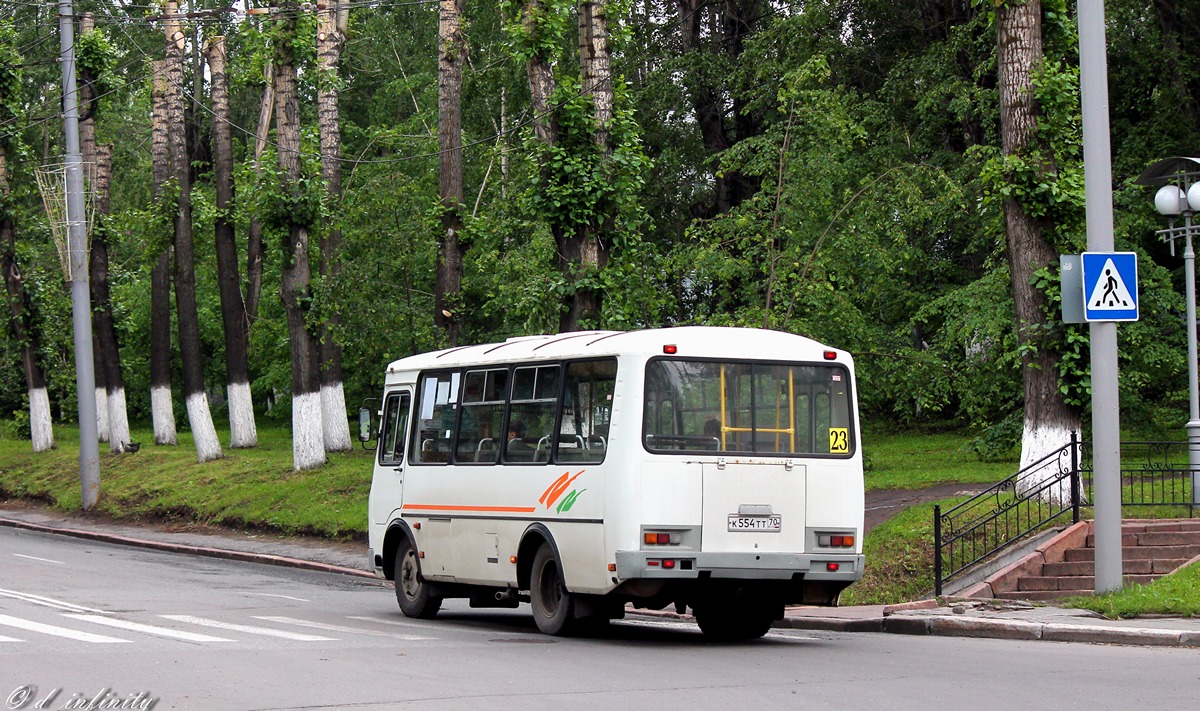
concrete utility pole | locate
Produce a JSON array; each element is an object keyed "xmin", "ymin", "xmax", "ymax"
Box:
[
  {"xmin": 58, "ymin": 0, "xmax": 101, "ymax": 509},
  {"xmin": 1078, "ymin": 0, "xmax": 1122, "ymax": 594}
]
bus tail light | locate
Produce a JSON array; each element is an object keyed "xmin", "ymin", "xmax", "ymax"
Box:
[
  {"xmin": 662, "ymin": 559, "xmax": 676, "ymax": 569},
  {"xmin": 817, "ymin": 533, "xmax": 855, "ymax": 548},
  {"xmin": 827, "ymin": 562, "xmax": 840, "ymax": 572},
  {"xmin": 823, "ymin": 350, "xmax": 838, "ymax": 360},
  {"xmin": 644, "ymin": 531, "xmax": 681, "ymax": 545},
  {"xmin": 663, "ymin": 344, "xmax": 678, "ymax": 354}
]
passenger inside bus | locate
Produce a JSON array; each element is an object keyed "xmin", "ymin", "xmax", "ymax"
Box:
[
  {"xmin": 703, "ymin": 418, "xmax": 721, "ymax": 450},
  {"xmin": 507, "ymin": 420, "xmax": 534, "ymax": 461}
]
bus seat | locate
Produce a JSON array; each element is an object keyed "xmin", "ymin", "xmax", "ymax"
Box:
[{"xmin": 475, "ymin": 438, "xmax": 496, "ymax": 462}]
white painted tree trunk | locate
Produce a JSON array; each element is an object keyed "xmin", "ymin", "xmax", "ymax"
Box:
[
  {"xmin": 321, "ymin": 382, "xmax": 352, "ymax": 451},
  {"xmin": 152, "ymin": 385, "xmax": 178, "ymax": 445},
  {"xmin": 227, "ymin": 381, "xmax": 258, "ymax": 448},
  {"xmin": 29, "ymin": 387, "xmax": 54, "ymax": 453},
  {"xmin": 185, "ymin": 392, "xmax": 222, "ymax": 463},
  {"xmin": 293, "ymin": 391, "xmax": 327, "ymax": 470},
  {"xmin": 1016, "ymin": 418, "xmax": 1074, "ymax": 505},
  {"xmin": 107, "ymin": 388, "xmax": 130, "ymax": 453},
  {"xmin": 95, "ymin": 387, "xmax": 110, "ymax": 442}
]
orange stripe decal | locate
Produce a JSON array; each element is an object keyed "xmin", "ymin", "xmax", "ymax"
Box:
[{"xmin": 402, "ymin": 504, "xmax": 538, "ymax": 513}]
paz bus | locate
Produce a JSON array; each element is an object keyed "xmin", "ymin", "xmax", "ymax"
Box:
[{"xmin": 362, "ymin": 326, "xmax": 864, "ymax": 639}]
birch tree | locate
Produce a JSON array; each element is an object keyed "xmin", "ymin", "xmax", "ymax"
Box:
[
  {"xmin": 995, "ymin": 0, "xmax": 1079, "ymax": 486},
  {"xmin": 207, "ymin": 36, "xmax": 257, "ymax": 449},
  {"xmin": 164, "ymin": 5, "xmax": 221, "ymax": 461},
  {"xmin": 0, "ymin": 24, "xmax": 53, "ymax": 452},
  {"xmin": 436, "ymin": 0, "xmax": 466, "ymax": 346},
  {"xmin": 78, "ymin": 15, "xmax": 131, "ymax": 452},
  {"xmin": 150, "ymin": 60, "xmax": 178, "ymax": 446},
  {"xmin": 275, "ymin": 1, "xmax": 326, "ymax": 470},
  {"xmin": 316, "ymin": 5, "xmax": 352, "ymax": 450}
]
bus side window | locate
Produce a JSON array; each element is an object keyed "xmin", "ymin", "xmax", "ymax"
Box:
[
  {"xmin": 379, "ymin": 392, "xmax": 410, "ymax": 465},
  {"xmin": 505, "ymin": 365, "xmax": 560, "ymax": 464},
  {"xmin": 413, "ymin": 372, "xmax": 459, "ymax": 464},
  {"xmin": 455, "ymin": 368, "xmax": 508, "ymax": 464},
  {"xmin": 556, "ymin": 358, "xmax": 616, "ymax": 463}
]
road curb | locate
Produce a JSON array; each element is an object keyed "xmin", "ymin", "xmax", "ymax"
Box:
[
  {"xmin": 0, "ymin": 515, "xmax": 378, "ymax": 580},
  {"xmin": 780, "ymin": 613, "xmax": 1200, "ymax": 647}
]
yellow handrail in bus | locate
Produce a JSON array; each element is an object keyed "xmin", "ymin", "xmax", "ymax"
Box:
[
  {"xmin": 719, "ymin": 365, "xmax": 728, "ymax": 449},
  {"xmin": 718, "ymin": 364, "xmax": 796, "ymax": 452},
  {"xmin": 789, "ymin": 369, "xmax": 796, "ymax": 452}
]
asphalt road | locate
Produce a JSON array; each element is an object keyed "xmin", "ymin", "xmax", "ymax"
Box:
[{"xmin": 1, "ymin": 526, "xmax": 1197, "ymax": 711}]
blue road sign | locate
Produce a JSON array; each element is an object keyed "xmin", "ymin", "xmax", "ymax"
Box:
[{"xmin": 1082, "ymin": 252, "xmax": 1138, "ymax": 322}]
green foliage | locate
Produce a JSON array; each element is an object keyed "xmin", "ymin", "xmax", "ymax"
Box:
[
  {"xmin": 76, "ymin": 26, "xmax": 120, "ymax": 108},
  {"xmin": 500, "ymin": 0, "xmax": 573, "ymax": 64}
]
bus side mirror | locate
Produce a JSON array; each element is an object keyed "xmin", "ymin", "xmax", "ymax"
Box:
[{"xmin": 358, "ymin": 407, "xmax": 373, "ymax": 443}]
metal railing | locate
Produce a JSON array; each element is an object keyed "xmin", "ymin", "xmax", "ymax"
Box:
[
  {"xmin": 934, "ymin": 435, "xmax": 1080, "ymax": 596},
  {"xmin": 933, "ymin": 437, "xmax": 1199, "ymax": 595}
]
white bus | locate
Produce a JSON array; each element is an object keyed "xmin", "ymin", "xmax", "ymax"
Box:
[{"xmin": 363, "ymin": 326, "xmax": 864, "ymax": 639}]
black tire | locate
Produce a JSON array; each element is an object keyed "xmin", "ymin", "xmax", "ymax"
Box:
[
  {"xmin": 694, "ymin": 604, "xmax": 775, "ymax": 641},
  {"xmin": 529, "ymin": 544, "xmax": 577, "ymax": 636},
  {"xmin": 394, "ymin": 537, "xmax": 442, "ymax": 619}
]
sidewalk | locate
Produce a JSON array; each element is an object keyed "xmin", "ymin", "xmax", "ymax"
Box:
[{"xmin": 2, "ymin": 503, "xmax": 1199, "ymax": 647}]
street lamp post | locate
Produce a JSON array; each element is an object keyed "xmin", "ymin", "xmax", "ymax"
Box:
[{"xmin": 1141, "ymin": 160, "xmax": 1200, "ymax": 507}]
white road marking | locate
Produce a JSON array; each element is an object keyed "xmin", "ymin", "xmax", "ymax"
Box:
[
  {"xmin": 160, "ymin": 615, "xmax": 336, "ymax": 641},
  {"xmin": 0, "ymin": 588, "xmax": 108, "ymax": 614},
  {"xmin": 254, "ymin": 616, "xmax": 433, "ymax": 640},
  {"xmin": 64, "ymin": 614, "xmax": 234, "ymax": 643},
  {"xmin": 0, "ymin": 614, "xmax": 129, "ymax": 644},
  {"xmin": 346, "ymin": 615, "xmax": 428, "ymax": 631},
  {"xmin": 13, "ymin": 553, "xmax": 64, "ymax": 565},
  {"xmin": 0, "ymin": 635, "xmax": 22, "ymax": 642},
  {"xmin": 243, "ymin": 593, "xmax": 309, "ymax": 602}
]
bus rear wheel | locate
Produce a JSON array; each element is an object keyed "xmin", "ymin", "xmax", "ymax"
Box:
[
  {"xmin": 530, "ymin": 545, "xmax": 577, "ymax": 636},
  {"xmin": 693, "ymin": 602, "xmax": 776, "ymax": 641},
  {"xmin": 395, "ymin": 537, "xmax": 442, "ymax": 619}
]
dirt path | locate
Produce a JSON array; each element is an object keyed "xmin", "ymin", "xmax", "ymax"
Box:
[{"xmin": 864, "ymin": 483, "xmax": 985, "ymax": 535}]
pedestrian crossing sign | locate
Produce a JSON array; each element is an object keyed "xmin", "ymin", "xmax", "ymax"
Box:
[{"xmin": 1081, "ymin": 252, "xmax": 1138, "ymax": 322}]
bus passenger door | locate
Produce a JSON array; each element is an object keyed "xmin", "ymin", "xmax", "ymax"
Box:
[{"xmin": 370, "ymin": 388, "xmax": 412, "ymax": 526}]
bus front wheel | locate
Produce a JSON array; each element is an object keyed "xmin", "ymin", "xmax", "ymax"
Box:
[
  {"xmin": 395, "ymin": 537, "xmax": 442, "ymax": 619},
  {"xmin": 530, "ymin": 545, "xmax": 577, "ymax": 635}
]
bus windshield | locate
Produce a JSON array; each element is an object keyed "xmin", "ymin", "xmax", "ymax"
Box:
[{"xmin": 643, "ymin": 358, "xmax": 854, "ymax": 456}]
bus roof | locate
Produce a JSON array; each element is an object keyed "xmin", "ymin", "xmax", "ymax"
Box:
[{"xmin": 383, "ymin": 326, "xmax": 849, "ymax": 375}]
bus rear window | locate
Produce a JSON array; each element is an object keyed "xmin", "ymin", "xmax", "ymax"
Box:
[{"xmin": 643, "ymin": 359, "xmax": 854, "ymax": 456}]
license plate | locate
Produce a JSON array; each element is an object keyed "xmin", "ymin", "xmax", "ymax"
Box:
[{"xmin": 727, "ymin": 515, "xmax": 782, "ymax": 532}]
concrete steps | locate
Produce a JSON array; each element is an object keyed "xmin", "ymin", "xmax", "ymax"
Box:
[{"xmin": 963, "ymin": 519, "xmax": 1200, "ymax": 602}]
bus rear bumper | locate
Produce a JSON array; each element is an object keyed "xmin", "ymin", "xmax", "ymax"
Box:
[{"xmin": 614, "ymin": 551, "xmax": 863, "ymax": 582}]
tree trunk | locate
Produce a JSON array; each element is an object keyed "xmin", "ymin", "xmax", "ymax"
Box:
[
  {"xmin": 165, "ymin": 5, "xmax": 221, "ymax": 462},
  {"xmin": 150, "ymin": 60, "xmax": 178, "ymax": 446},
  {"xmin": 275, "ymin": 3, "xmax": 326, "ymax": 470},
  {"xmin": 316, "ymin": 7, "xmax": 352, "ymax": 451},
  {"xmin": 523, "ymin": 0, "xmax": 558, "ymax": 148},
  {"xmin": 246, "ymin": 62, "xmax": 273, "ymax": 326},
  {"xmin": 996, "ymin": 0, "xmax": 1078, "ymax": 498},
  {"xmin": 1, "ymin": 141, "xmax": 54, "ymax": 452},
  {"xmin": 89, "ymin": 144, "xmax": 131, "ymax": 452},
  {"xmin": 436, "ymin": 0, "xmax": 466, "ymax": 346},
  {"xmin": 207, "ymin": 37, "xmax": 257, "ymax": 449},
  {"xmin": 559, "ymin": 0, "xmax": 614, "ymax": 332}
]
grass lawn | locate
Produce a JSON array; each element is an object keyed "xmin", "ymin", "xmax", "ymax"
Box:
[
  {"xmin": 1062, "ymin": 564, "xmax": 1200, "ymax": 618},
  {"xmin": 0, "ymin": 422, "xmax": 373, "ymax": 539},
  {"xmin": 863, "ymin": 432, "xmax": 1015, "ymax": 491}
]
